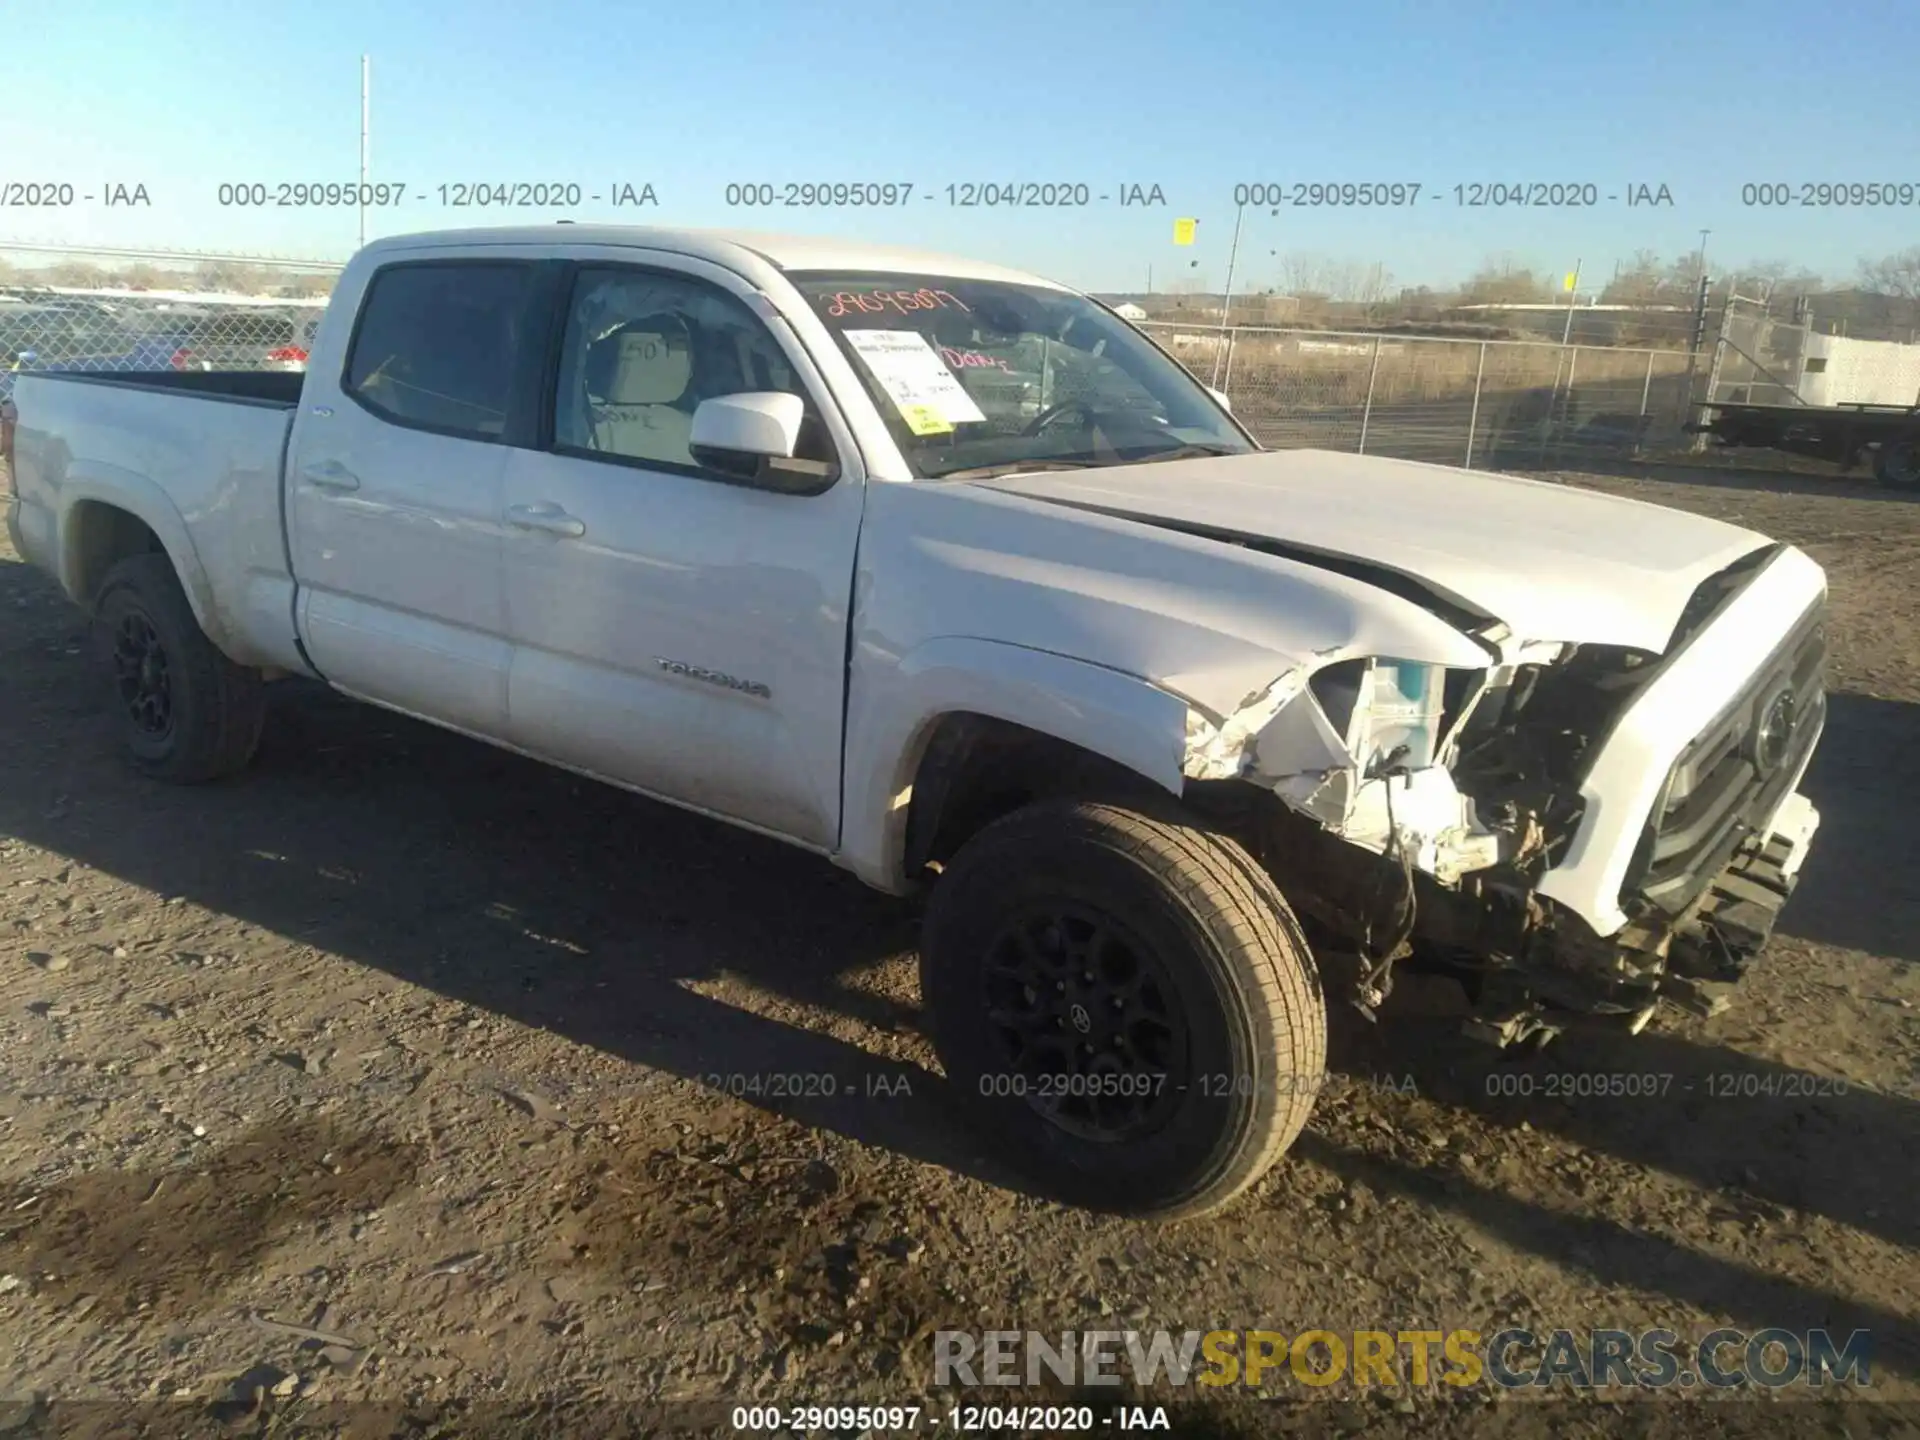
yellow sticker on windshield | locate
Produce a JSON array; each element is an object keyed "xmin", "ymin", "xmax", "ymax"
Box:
[{"xmin": 901, "ymin": 404, "xmax": 954, "ymax": 436}]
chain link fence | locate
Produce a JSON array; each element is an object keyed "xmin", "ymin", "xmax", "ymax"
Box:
[
  {"xmin": 0, "ymin": 244, "xmax": 341, "ymax": 402},
  {"xmin": 1709, "ymin": 300, "xmax": 1807, "ymax": 407},
  {"xmin": 1141, "ymin": 322, "xmax": 1697, "ymax": 470},
  {"xmin": 1706, "ymin": 294, "xmax": 1920, "ymax": 410}
]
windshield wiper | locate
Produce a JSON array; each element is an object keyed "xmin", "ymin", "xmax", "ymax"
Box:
[
  {"xmin": 935, "ymin": 444, "xmax": 1246, "ymax": 482},
  {"xmin": 934, "ymin": 459, "xmax": 1105, "ymax": 481},
  {"xmin": 1115, "ymin": 443, "xmax": 1247, "ymax": 465}
]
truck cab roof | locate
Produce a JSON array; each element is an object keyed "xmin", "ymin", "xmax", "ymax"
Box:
[{"xmin": 357, "ymin": 224, "xmax": 1073, "ymax": 292}]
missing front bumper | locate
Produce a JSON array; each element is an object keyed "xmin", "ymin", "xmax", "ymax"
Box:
[
  {"xmin": 1463, "ymin": 790, "xmax": 1821, "ymax": 1044},
  {"xmin": 1660, "ymin": 791, "xmax": 1819, "ymax": 1009}
]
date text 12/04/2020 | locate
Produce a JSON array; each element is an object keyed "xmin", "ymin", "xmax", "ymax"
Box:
[
  {"xmin": 213, "ymin": 182, "xmax": 659, "ymax": 208},
  {"xmin": 717, "ymin": 180, "xmax": 1673, "ymax": 208},
  {"xmin": 1480, "ymin": 1070, "xmax": 1852, "ymax": 1099},
  {"xmin": 569, "ymin": 1068, "xmax": 1416, "ymax": 1105},
  {"xmin": 722, "ymin": 182, "xmax": 1169, "ymax": 207},
  {"xmin": 1229, "ymin": 181, "xmax": 1674, "ymax": 207},
  {"xmin": 728, "ymin": 1405, "xmax": 1174, "ymax": 1432}
]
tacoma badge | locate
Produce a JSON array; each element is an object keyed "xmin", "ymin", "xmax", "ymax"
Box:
[{"xmin": 654, "ymin": 657, "xmax": 771, "ymax": 699}]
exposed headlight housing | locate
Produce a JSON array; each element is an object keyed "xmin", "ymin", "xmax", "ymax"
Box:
[{"xmin": 1310, "ymin": 658, "xmax": 1448, "ymax": 774}]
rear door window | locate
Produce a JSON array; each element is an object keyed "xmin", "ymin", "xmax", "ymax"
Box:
[{"xmin": 344, "ymin": 263, "xmax": 535, "ymax": 440}]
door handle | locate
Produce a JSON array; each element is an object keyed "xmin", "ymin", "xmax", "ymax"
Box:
[
  {"xmin": 300, "ymin": 459, "xmax": 360, "ymax": 491},
  {"xmin": 505, "ymin": 502, "xmax": 586, "ymax": 538}
]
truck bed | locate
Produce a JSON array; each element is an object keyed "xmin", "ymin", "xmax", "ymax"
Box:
[
  {"xmin": 7, "ymin": 367, "xmax": 307, "ymax": 672},
  {"xmin": 15, "ymin": 368, "xmax": 304, "ymax": 407}
]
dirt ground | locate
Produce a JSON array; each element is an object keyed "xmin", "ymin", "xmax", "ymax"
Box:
[{"xmin": 0, "ymin": 459, "xmax": 1916, "ymax": 1439}]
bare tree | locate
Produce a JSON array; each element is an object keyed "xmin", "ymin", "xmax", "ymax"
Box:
[
  {"xmin": 1601, "ymin": 251, "xmax": 1671, "ymax": 304},
  {"xmin": 44, "ymin": 261, "xmax": 110, "ymax": 288},
  {"xmin": 1860, "ymin": 246, "xmax": 1920, "ymax": 300},
  {"xmin": 120, "ymin": 263, "xmax": 170, "ymax": 291},
  {"xmin": 1275, "ymin": 253, "xmax": 1334, "ymax": 300},
  {"xmin": 1274, "ymin": 252, "xmax": 1395, "ymax": 304},
  {"xmin": 1458, "ymin": 258, "xmax": 1548, "ymax": 305},
  {"xmin": 1738, "ymin": 258, "xmax": 1824, "ymax": 302},
  {"xmin": 191, "ymin": 260, "xmax": 281, "ymax": 295}
]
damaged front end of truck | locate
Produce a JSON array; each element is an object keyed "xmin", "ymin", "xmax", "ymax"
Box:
[{"xmin": 1178, "ymin": 545, "xmax": 1829, "ymax": 1050}]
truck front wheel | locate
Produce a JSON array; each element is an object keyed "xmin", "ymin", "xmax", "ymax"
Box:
[
  {"xmin": 92, "ymin": 554, "xmax": 266, "ymax": 783},
  {"xmin": 919, "ymin": 798, "xmax": 1326, "ymax": 1220}
]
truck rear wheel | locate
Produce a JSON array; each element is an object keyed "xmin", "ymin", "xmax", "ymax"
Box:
[
  {"xmin": 920, "ymin": 798, "xmax": 1326, "ymax": 1220},
  {"xmin": 1874, "ymin": 437, "xmax": 1920, "ymax": 490},
  {"xmin": 92, "ymin": 553, "xmax": 265, "ymax": 783}
]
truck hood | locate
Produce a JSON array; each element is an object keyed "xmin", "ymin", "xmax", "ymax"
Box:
[{"xmin": 971, "ymin": 449, "xmax": 1773, "ymax": 653}]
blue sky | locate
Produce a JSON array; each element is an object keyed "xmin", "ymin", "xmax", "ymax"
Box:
[{"xmin": 7, "ymin": 0, "xmax": 1919, "ymax": 292}]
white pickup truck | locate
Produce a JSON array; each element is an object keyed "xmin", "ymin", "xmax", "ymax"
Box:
[{"xmin": 5, "ymin": 225, "xmax": 1828, "ymax": 1219}]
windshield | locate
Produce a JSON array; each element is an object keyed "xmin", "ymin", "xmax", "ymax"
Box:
[{"xmin": 787, "ymin": 270, "xmax": 1255, "ymax": 479}]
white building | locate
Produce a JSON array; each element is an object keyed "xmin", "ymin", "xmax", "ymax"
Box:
[
  {"xmin": 1112, "ymin": 302, "xmax": 1149, "ymax": 321},
  {"xmin": 1796, "ymin": 332, "xmax": 1920, "ymax": 407}
]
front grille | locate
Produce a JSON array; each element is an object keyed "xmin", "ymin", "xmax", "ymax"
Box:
[{"xmin": 1629, "ymin": 592, "xmax": 1827, "ymax": 915}]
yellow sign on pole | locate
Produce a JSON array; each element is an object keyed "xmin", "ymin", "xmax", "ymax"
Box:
[
  {"xmin": 1563, "ymin": 271, "xmax": 1578, "ymax": 291},
  {"xmin": 1173, "ymin": 218, "xmax": 1198, "ymax": 246}
]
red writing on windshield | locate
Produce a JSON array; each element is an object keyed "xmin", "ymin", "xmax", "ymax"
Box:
[
  {"xmin": 939, "ymin": 346, "xmax": 1011, "ymax": 372},
  {"xmin": 823, "ymin": 288, "xmax": 971, "ymax": 318}
]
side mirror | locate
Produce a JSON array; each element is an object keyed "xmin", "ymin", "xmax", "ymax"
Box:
[
  {"xmin": 1206, "ymin": 386, "xmax": 1232, "ymax": 414},
  {"xmin": 692, "ymin": 391, "xmax": 804, "ymax": 460},
  {"xmin": 689, "ymin": 392, "xmax": 835, "ymax": 493}
]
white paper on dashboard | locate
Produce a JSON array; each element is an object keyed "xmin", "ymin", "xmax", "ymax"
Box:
[{"xmin": 842, "ymin": 329, "xmax": 989, "ymax": 424}]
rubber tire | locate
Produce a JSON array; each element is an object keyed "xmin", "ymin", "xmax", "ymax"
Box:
[
  {"xmin": 1873, "ymin": 437, "xmax": 1920, "ymax": 490},
  {"xmin": 920, "ymin": 797, "xmax": 1327, "ymax": 1221},
  {"xmin": 92, "ymin": 553, "xmax": 265, "ymax": 783}
]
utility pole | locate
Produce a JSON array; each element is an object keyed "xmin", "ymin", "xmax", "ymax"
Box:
[
  {"xmin": 1212, "ymin": 203, "xmax": 1244, "ymax": 388},
  {"xmin": 1696, "ymin": 228, "xmax": 1711, "ymax": 279},
  {"xmin": 1220, "ymin": 204, "xmax": 1244, "ymax": 317},
  {"xmin": 1561, "ymin": 258, "xmax": 1582, "ymax": 345},
  {"xmin": 358, "ymin": 55, "xmax": 371, "ymax": 251}
]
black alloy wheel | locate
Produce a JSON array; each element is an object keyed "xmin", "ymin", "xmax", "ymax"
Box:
[
  {"xmin": 982, "ymin": 903, "xmax": 1188, "ymax": 1142},
  {"xmin": 110, "ymin": 609, "xmax": 175, "ymax": 739}
]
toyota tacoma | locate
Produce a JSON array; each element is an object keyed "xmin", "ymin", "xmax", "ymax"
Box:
[{"xmin": 5, "ymin": 225, "xmax": 1827, "ymax": 1218}]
